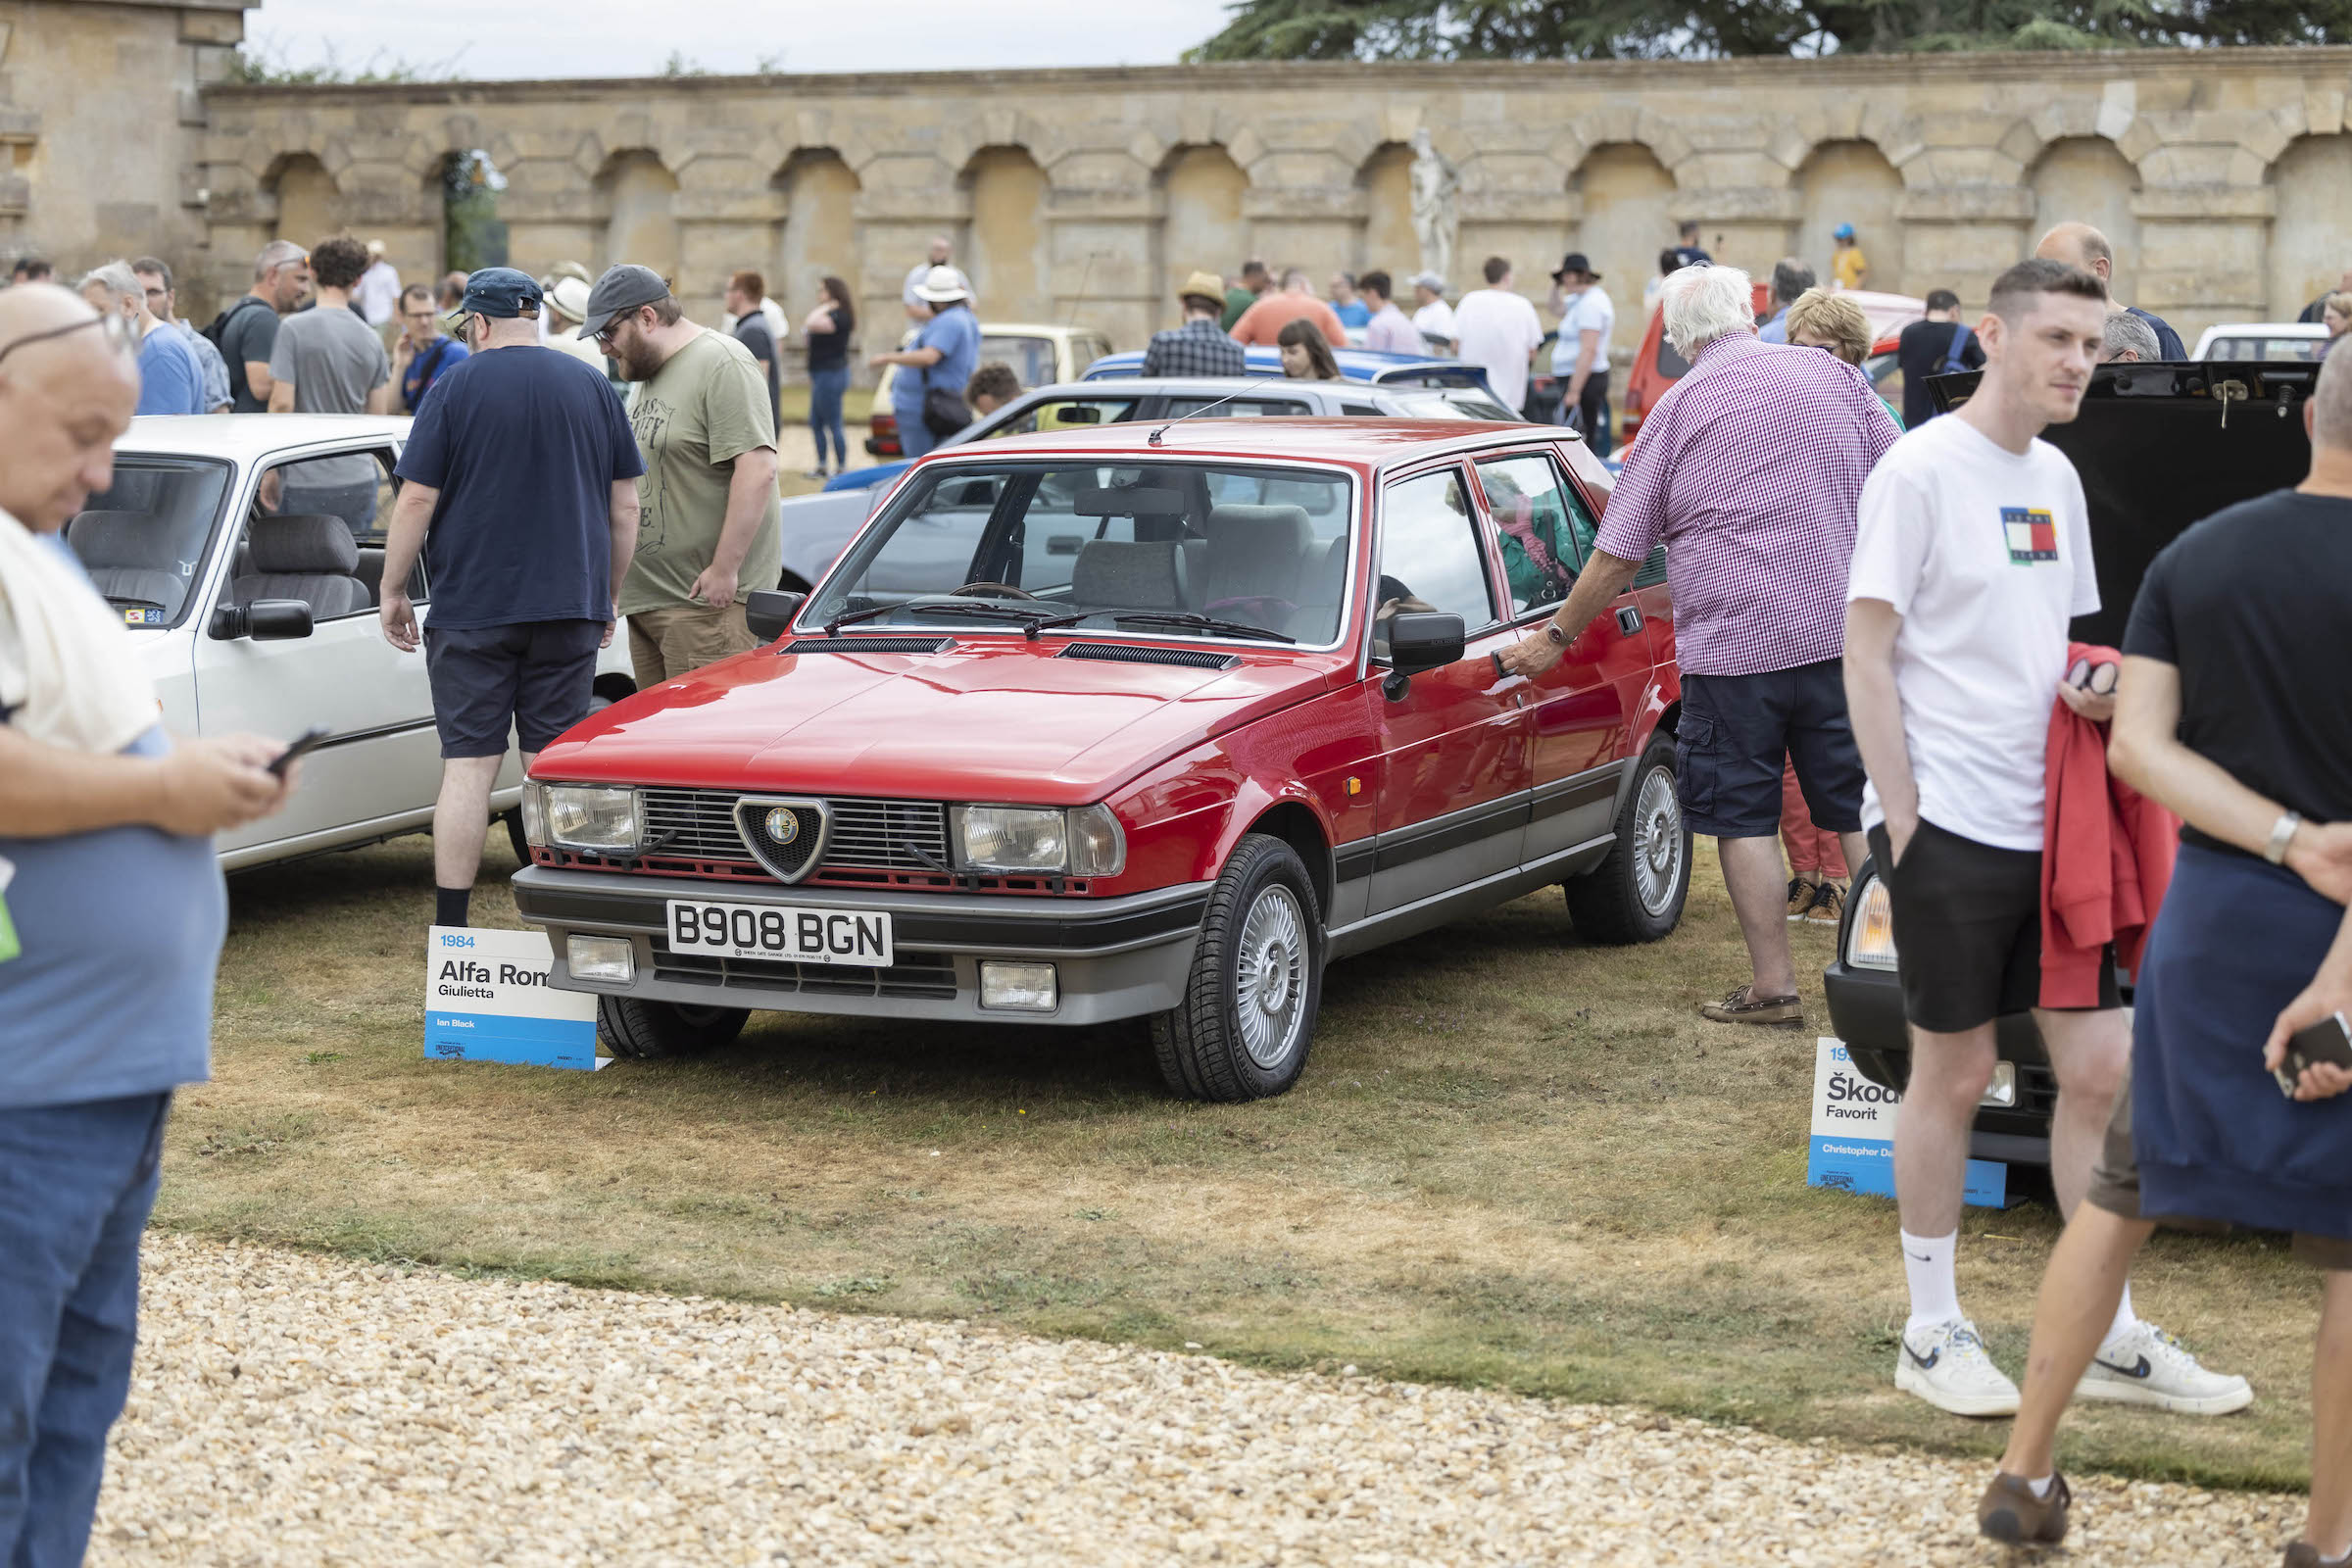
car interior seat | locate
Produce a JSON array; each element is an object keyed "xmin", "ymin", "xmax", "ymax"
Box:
[
  {"xmin": 66, "ymin": 512, "xmax": 188, "ymax": 612},
  {"xmin": 1198, "ymin": 504, "xmax": 1313, "ymax": 612},
  {"xmin": 1071, "ymin": 539, "xmax": 1188, "ymax": 611},
  {"xmin": 1287, "ymin": 536, "xmax": 1351, "ymax": 641},
  {"xmin": 230, "ymin": 513, "xmax": 373, "ymax": 619}
]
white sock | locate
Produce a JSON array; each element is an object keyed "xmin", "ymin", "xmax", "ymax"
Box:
[
  {"xmin": 2099, "ymin": 1283, "xmax": 2138, "ymax": 1349},
  {"xmin": 2027, "ymin": 1474, "xmax": 2055, "ymax": 1500},
  {"xmin": 1901, "ymin": 1230, "xmax": 1962, "ymax": 1335}
]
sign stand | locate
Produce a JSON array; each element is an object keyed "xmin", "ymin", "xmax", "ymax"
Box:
[
  {"xmin": 1808, "ymin": 1037, "xmax": 2004, "ymax": 1206},
  {"xmin": 425, "ymin": 926, "xmax": 607, "ymax": 1070}
]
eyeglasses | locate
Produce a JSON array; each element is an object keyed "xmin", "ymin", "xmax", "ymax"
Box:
[
  {"xmin": 0, "ymin": 312, "xmax": 137, "ymax": 368},
  {"xmin": 593, "ymin": 310, "xmax": 639, "ymax": 347}
]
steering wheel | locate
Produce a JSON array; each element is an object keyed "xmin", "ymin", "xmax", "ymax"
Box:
[{"xmin": 950, "ymin": 582, "xmax": 1036, "ymax": 599}]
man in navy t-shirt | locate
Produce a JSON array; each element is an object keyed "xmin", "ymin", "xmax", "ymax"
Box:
[{"xmin": 379, "ymin": 267, "xmax": 645, "ymax": 930}]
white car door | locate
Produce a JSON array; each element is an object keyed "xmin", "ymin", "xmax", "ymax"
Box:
[{"xmin": 196, "ymin": 443, "xmax": 442, "ymax": 866}]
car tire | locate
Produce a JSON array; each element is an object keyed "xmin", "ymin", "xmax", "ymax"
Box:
[
  {"xmin": 503, "ymin": 808, "xmax": 530, "ymax": 864},
  {"xmin": 597, "ymin": 996, "xmax": 749, "ymax": 1059},
  {"xmin": 1564, "ymin": 733, "xmax": 1690, "ymax": 945},
  {"xmin": 1151, "ymin": 833, "xmax": 1323, "ymax": 1102}
]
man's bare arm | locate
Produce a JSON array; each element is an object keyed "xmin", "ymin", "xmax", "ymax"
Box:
[
  {"xmin": 0, "ymin": 725, "xmax": 289, "ymax": 838},
  {"xmin": 267, "ymin": 379, "xmax": 293, "ymax": 414},
  {"xmin": 245, "ymin": 361, "xmax": 274, "ymax": 401},
  {"xmin": 607, "ymin": 478, "xmax": 640, "ymax": 612},
  {"xmin": 1842, "ymin": 598, "xmax": 1917, "ymax": 862},
  {"xmin": 376, "ymin": 480, "xmax": 435, "ymax": 652},
  {"xmin": 685, "ymin": 447, "xmax": 780, "ymax": 612},
  {"xmin": 1494, "ymin": 549, "xmax": 1641, "ymax": 678}
]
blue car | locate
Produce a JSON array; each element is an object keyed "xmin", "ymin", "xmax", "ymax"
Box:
[{"xmin": 1081, "ymin": 345, "xmax": 1497, "ymax": 394}]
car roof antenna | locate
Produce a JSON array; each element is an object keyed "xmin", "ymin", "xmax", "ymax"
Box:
[{"xmin": 1146, "ymin": 374, "xmax": 1291, "ymax": 447}]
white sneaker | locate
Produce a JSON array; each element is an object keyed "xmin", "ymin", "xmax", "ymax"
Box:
[
  {"xmin": 1894, "ymin": 1318, "xmax": 2021, "ymax": 1417},
  {"xmin": 2074, "ymin": 1320, "xmax": 2253, "ymax": 1415}
]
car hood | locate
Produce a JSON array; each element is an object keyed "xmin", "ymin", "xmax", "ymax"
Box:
[{"xmin": 535, "ymin": 638, "xmax": 1345, "ymax": 805}]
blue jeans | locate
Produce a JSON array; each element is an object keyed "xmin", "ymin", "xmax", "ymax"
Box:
[
  {"xmin": 808, "ymin": 367, "xmax": 850, "ymax": 468},
  {"xmin": 0, "ymin": 1093, "xmax": 171, "ymax": 1568}
]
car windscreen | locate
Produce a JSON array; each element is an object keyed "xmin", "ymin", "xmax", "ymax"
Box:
[
  {"xmin": 808, "ymin": 460, "xmax": 1355, "ymax": 647},
  {"xmin": 1393, "ymin": 389, "xmax": 1519, "ymax": 421},
  {"xmin": 980, "ymin": 335, "xmax": 1057, "ymax": 386},
  {"xmin": 64, "ymin": 457, "xmax": 234, "ymax": 629}
]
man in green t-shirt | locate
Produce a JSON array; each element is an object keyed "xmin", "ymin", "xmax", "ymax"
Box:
[
  {"xmin": 580, "ymin": 265, "xmax": 783, "ymax": 687},
  {"xmin": 1220, "ymin": 260, "xmax": 1270, "ymax": 332}
]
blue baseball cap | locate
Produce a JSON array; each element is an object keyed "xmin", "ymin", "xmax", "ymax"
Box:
[
  {"xmin": 445, "ymin": 267, "xmax": 543, "ymax": 328},
  {"xmin": 1833, "ymin": 222, "xmax": 1856, "ymax": 240}
]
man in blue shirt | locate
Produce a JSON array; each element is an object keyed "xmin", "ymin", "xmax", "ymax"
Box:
[
  {"xmin": 2035, "ymin": 222, "xmax": 2186, "ymax": 359},
  {"xmin": 394, "ymin": 283, "xmax": 468, "ymax": 412},
  {"xmin": 874, "ymin": 268, "xmax": 980, "ymax": 460},
  {"xmin": 0, "ymin": 283, "xmax": 295, "ymax": 1567},
  {"xmin": 380, "ymin": 268, "xmax": 644, "ymax": 931},
  {"xmin": 79, "ymin": 261, "xmax": 205, "ymax": 416}
]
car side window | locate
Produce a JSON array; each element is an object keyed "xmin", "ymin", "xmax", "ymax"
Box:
[
  {"xmin": 1474, "ymin": 453, "xmax": 1594, "ymax": 616},
  {"xmin": 985, "ymin": 397, "xmax": 1138, "ymax": 438},
  {"xmin": 1374, "ymin": 467, "xmax": 1495, "ymax": 659},
  {"xmin": 1158, "ymin": 397, "xmax": 1312, "ymax": 418},
  {"xmin": 239, "ymin": 448, "xmax": 416, "ymax": 619}
]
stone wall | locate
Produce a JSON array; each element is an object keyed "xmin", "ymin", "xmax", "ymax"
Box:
[{"xmin": 0, "ymin": 1, "xmax": 243, "ymax": 303}]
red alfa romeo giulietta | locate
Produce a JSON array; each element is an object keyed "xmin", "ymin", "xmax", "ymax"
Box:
[{"xmin": 514, "ymin": 418, "xmax": 1689, "ymax": 1101}]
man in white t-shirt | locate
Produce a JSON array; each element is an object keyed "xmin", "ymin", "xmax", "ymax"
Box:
[
  {"xmin": 1409, "ymin": 271, "xmax": 1456, "ymax": 355},
  {"xmin": 1548, "ymin": 252, "xmax": 1615, "ymax": 457},
  {"xmin": 1844, "ymin": 257, "xmax": 2246, "ymax": 1430},
  {"xmin": 355, "ymin": 241, "xmax": 402, "ymax": 328},
  {"xmin": 1449, "ymin": 257, "xmax": 1544, "ymax": 416}
]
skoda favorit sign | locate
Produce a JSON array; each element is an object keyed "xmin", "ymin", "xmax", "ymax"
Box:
[{"xmin": 1808, "ymin": 1037, "xmax": 2004, "ymax": 1207}]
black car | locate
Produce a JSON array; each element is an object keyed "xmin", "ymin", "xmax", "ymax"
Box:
[{"xmin": 1822, "ymin": 358, "xmax": 2321, "ymax": 1164}]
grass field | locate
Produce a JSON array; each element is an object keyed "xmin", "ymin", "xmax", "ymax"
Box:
[{"xmin": 168, "ymin": 833, "xmax": 2323, "ymax": 1493}]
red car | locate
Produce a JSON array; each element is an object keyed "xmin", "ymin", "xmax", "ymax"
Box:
[{"xmin": 514, "ymin": 419, "xmax": 1690, "ymax": 1101}]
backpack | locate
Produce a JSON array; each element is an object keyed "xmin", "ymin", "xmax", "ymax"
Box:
[
  {"xmin": 1941, "ymin": 323, "xmax": 1974, "ymax": 376},
  {"xmin": 202, "ymin": 296, "xmax": 274, "ymax": 405}
]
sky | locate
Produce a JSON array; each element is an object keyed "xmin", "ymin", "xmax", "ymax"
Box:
[{"xmin": 243, "ymin": 0, "xmax": 1241, "ymax": 78}]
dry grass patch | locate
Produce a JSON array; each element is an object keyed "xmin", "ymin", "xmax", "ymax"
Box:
[{"xmin": 165, "ymin": 832, "xmax": 2323, "ymax": 1492}]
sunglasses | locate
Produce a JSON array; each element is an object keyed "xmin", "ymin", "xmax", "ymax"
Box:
[
  {"xmin": 0, "ymin": 313, "xmax": 138, "ymax": 368},
  {"xmin": 2066, "ymin": 655, "xmax": 2119, "ymax": 696},
  {"xmin": 593, "ymin": 309, "xmax": 641, "ymax": 347}
]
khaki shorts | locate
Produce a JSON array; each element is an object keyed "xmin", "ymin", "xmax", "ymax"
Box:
[
  {"xmin": 626, "ymin": 603, "xmax": 759, "ymax": 688},
  {"xmin": 2087, "ymin": 1067, "xmax": 2352, "ymax": 1270}
]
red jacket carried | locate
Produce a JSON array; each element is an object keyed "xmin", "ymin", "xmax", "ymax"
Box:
[{"xmin": 2041, "ymin": 642, "xmax": 2179, "ymax": 1008}]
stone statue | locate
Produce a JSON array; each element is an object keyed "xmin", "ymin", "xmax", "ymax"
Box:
[{"xmin": 1408, "ymin": 128, "xmax": 1459, "ymax": 288}]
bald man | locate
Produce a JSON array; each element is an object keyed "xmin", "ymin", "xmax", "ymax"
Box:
[
  {"xmin": 2034, "ymin": 222, "xmax": 2185, "ymax": 360},
  {"xmin": 0, "ymin": 283, "xmax": 294, "ymax": 1566}
]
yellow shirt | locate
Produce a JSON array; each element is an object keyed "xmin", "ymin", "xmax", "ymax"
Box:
[{"xmin": 1833, "ymin": 246, "xmax": 1868, "ymax": 290}]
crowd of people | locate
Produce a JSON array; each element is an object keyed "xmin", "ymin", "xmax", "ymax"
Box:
[{"xmin": 4, "ymin": 201, "xmax": 2352, "ymax": 1568}]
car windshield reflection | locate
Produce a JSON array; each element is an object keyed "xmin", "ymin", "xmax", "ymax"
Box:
[
  {"xmin": 808, "ymin": 461, "xmax": 1355, "ymax": 647},
  {"xmin": 63, "ymin": 458, "xmax": 234, "ymax": 629}
]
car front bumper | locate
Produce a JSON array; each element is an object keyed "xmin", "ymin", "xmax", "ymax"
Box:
[
  {"xmin": 1821, "ymin": 956, "xmax": 2059, "ymax": 1168},
  {"xmin": 511, "ymin": 865, "xmax": 1207, "ymax": 1026}
]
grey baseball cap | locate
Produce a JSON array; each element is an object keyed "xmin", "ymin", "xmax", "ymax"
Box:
[
  {"xmin": 1409, "ymin": 270, "xmax": 1446, "ymax": 292},
  {"xmin": 578, "ymin": 264, "xmax": 671, "ymax": 340}
]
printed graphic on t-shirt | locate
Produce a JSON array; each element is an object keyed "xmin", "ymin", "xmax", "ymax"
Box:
[{"xmin": 2001, "ymin": 505, "xmax": 2059, "ymax": 564}]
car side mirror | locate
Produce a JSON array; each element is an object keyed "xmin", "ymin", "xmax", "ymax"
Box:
[
  {"xmin": 210, "ymin": 599, "xmax": 314, "ymax": 641},
  {"xmin": 1380, "ymin": 612, "xmax": 1467, "ymax": 700},
  {"xmin": 746, "ymin": 589, "xmax": 805, "ymax": 643}
]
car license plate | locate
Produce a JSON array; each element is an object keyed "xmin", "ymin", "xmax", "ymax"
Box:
[{"xmin": 665, "ymin": 900, "xmax": 894, "ymax": 967}]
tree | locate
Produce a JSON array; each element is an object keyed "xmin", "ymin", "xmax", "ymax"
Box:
[{"xmin": 1183, "ymin": 0, "xmax": 2352, "ymax": 61}]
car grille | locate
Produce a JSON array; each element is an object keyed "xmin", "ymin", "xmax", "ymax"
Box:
[
  {"xmin": 651, "ymin": 947, "xmax": 960, "ymax": 1001},
  {"xmin": 637, "ymin": 790, "xmax": 952, "ymax": 875}
]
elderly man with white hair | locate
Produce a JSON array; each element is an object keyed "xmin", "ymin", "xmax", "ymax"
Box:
[
  {"xmin": 1501, "ymin": 262, "xmax": 1898, "ymax": 1028},
  {"xmin": 2099, "ymin": 310, "xmax": 2162, "ymax": 365},
  {"xmin": 78, "ymin": 261, "xmax": 206, "ymax": 416}
]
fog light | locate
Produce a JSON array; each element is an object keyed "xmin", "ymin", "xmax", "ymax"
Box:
[
  {"xmin": 1980, "ymin": 1061, "xmax": 2018, "ymax": 1108},
  {"xmin": 979, "ymin": 960, "xmax": 1057, "ymax": 1012},
  {"xmin": 567, "ymin": 935, "xmax": 635, "ymax": 985}
]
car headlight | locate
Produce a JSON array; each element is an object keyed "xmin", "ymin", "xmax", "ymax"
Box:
[
  {"xmin": 542, "ymin": 785, "xmax": 639, "ymax": 854},
  {"xmin": 1845, "ymin": 873, "xmax": 1898, "ymax": 971},
  {"xmin": 953, "ymin": 803, "xmax": 1125, "ymax": 877},
  {"xmin": 520, "ymin": 781, "xmax": 549, "ymax": 849}
]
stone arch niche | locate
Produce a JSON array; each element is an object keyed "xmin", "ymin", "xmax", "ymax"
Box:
[
  {"xmin": 2267, "ymin": 134, "xmax": 2352, "ymax": 319},
  {"xmin": 270, "ymin": 154, "xmax": 338, "ymax": 249},
  {"xmin": 1157, "ymin": 144, "xmax": 1247, "ymax": 328},
  {"xmin": 1356, "ymin": 141, "xmax": 1417, "ymax": 280},
  {"xmin": 2029, "ymin": 138, "xmax": 2139, "ymax": 304},
  {"xmin": 776, "ymin": 148, "xmax": 859, "ymax": 320},
  {"xmin": 960, "ymin": 145, "xmax": 1050, "ymax": 323},
  {"xmin": 598, "ymin": 149, "xmax": 680, "ymax": 281},
  {"xmin": 1794, "ymin": 140, "xmax": 1903, "ymax": 295},
  {"xmin": 1570, "ymin": 143, "xmax": 1675, "ymax": 328}
]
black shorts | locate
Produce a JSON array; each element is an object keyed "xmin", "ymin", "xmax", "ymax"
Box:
[
  {"xmin": 423, "ymin": 618, "xmax": 604, "ymax": 759},
  {"xmin": 1868, "ymin": 817, "xmax": 2120, "ymax": 1034},
  {"xmin": 1676, "ymin": 660, "xmax": 1866, "ymax": 839}
]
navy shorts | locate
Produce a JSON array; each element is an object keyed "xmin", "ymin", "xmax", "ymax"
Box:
[
  {"xmin": 423, "ymin": 618, "xmax": 604, "ymax": 759},
  {"xmin": 1675, "ymin": 660, "xmax": 1866, "ymax": 839}
]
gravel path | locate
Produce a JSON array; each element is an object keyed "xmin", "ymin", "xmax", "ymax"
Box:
[{"xmin": 90, "ymin": 1234, "xmax": 2299, "ymax": 1567}]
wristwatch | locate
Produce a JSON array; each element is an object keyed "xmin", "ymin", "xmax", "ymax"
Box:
[
  {"xmin": 1544, "ymin": 621, "xmax": 1568, "ymax": 647},
  {"xmin": 2265, "ymin": 810, "xmax": 2303, "ymax": 866}
]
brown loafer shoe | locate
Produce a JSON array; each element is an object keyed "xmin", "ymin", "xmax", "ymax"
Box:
[
  {"xmin": 1978, "ymin": 1470, "xmax": 2070, "ymax": 1546},
  {"xmin": 1697, "ymin": 986, "xmax": 1803, "ymax": 1028}
]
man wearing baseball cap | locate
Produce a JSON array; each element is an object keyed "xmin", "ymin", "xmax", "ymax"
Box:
[
  {"xmin": 1548, "ymin": 253, "xmax": 1616, "ymax": 458},
  {"xmin": 378, "ymin": 266, "xmax": 646, "ymax": 932},
  {"xmin": 581, "ymin": 263, "xmax": 782, "ymax": 688},
  {"xmin": 1833, "ymin": 222, "xmax": 1869, "ymax": 290},
  {"xmin": 1409, "ymin": 271, "xmax": 1456, "ymax": 354},
  {"xmin": 1143, "ymin": 271, "xmax": 1246, "ymax": 379}
]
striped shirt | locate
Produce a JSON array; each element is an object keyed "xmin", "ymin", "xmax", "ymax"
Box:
[{"xmin": 1595, "ymin": 333, "xmax": 1899, "ymax": 676}]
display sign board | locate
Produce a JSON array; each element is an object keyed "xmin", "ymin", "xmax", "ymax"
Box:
[
  {"xmin": 425, "ymin": 926, "xmax": 605, "ymax": 1070},
  {"xmin": 1808, "ymin": 1037, "xmax": 2004, "ymax": 1207}
]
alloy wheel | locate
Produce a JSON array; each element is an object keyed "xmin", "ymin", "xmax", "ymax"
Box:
[
  {"xmin": 1633, "ymin": 764, "xmax": 1684, "ymax": 918},
  {"xmin": 1235, "ymin": 884, "xmax": 1308, "ymax": 1071}
]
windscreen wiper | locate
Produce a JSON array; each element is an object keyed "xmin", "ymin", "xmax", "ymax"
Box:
[
  {"xmin": 1103, "ymin": 610, "xmax": 1295, "ymax": 644},
  {"xmin": 822, "ymin": 598, "xmax": 1055, "ymax": 636}
]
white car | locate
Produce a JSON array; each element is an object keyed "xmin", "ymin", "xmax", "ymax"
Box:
[
  {"xmin": 2190, "ymin": 321, "xmax": 2330, "ymax": 362},
  {"xmin": 68, "ymin": 415, "xmax": 637, "ymax": 870}
]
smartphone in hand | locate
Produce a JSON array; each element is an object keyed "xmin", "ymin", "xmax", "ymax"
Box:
[
  {"xmin": 2276, "ymin": 1009, "xmax": 2352, "ymax": 1097},
  {"xmin": 269, "ymin": 726, "xmax": 331, "ymax": 777}
]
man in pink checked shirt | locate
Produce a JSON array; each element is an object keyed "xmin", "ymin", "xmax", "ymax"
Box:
[{"xmin": 1500, "ymin": 261, "xmax": 1899, "ymax": 1029}]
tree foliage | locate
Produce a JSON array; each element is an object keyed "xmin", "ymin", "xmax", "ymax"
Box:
[{"xmin": 1184, "ymin": 0, "xmax": 2352, "ymax": 61}]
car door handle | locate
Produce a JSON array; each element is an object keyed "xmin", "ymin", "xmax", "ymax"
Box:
[{"xmin": 1616, "ymin": 606, "xmax": 1644, "ymax": 636}]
